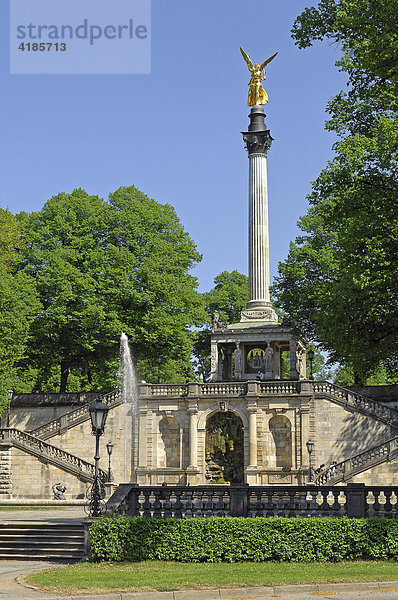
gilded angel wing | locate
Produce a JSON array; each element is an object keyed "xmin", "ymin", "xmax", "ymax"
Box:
[
  {"xmin": 240, "ymin": 46, "xmax": 254, "ymax": 70},
  {"xmin": 259, "ymin": 51, "xmax": 278, "ymax": 71}
]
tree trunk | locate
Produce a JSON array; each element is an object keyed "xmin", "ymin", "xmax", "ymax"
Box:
[
  {"xmin": 354, "ymin": 372, "xmax": 363, "ymax": 386},
  {"xmin": 87, "ymin": 363, "xmax": 92, "ymax": 386},
  {"xmin": 60, "ymin": 361, "xmax": 69, "ymax": 393}
]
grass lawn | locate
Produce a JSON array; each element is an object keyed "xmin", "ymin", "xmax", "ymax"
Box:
[{"xmin": 27, "ymin": 560, "xmax": 398, "ymax": 594}]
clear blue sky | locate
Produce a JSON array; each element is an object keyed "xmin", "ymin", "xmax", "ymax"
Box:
[{"xmin": 1, "ymin": 0, "xmax": 346, "ymax": 292}]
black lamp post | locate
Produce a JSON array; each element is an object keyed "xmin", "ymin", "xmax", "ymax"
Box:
[
  {"xmin": 106, "ymin": 441, "xmax": 114, "ymax": 482},
  {"xmin": 156, "ymin": 354, "xmax": 164, "ymax": 384},
  {"xmin": 88, "ymin": 398, "xmax": 109, "ymax": 517},
  {"xmin": 307, "ymin": 349, "xmax": 315, "ymax": 381},
  {"xmin": 7, "ymin": 390, "xmax": 13, "ymax": 428},
  {"xmin": 306, "ymin": 439, "xmax": 314, "ymax": 482}
]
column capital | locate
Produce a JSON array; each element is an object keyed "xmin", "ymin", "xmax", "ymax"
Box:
[
  {"xmin": 187, "ymin": 401, "xmax": 198, "ymax": 414},
  {"xmin": 247, "ymin": 400, "xmax": 258, "ymax": 413}
]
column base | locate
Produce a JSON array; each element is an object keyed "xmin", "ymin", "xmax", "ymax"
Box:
[
  {"xmin": 245, "ymin": 466, "xmax": 259, "ymax": 485},
  {"xmin": 136, "ymin": 467, "xmax": 149, "ymax": 485},
  {"xmin": 241, "ymin": 303, "xmax": 278, "ymax": 323},
  {"xmin": 186, "ymin": 467, "xmax": 201, "ymax": 486}
]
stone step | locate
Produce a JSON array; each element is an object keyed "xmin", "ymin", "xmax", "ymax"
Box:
[{"xmin": 0, "ymin": 523, "xmax": 85, "ymax": 560}]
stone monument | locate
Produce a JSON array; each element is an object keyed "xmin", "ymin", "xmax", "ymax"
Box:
[{"xmin": 210, "ymin": 49, "xmax": 306, "ymax": 382}]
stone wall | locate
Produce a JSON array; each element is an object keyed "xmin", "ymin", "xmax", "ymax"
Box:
[
  {"xmin": 45, "ymin": 402, "xmax": 132, "ymax": 485},
  {"xmin": 311, "ymin": 396, "xmax": 392, "ymax": 469},
  {"xmin": 9, "ymin": 447, "xmax": 88, "ymax": 500}
]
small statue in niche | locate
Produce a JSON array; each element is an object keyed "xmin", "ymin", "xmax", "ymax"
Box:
[
  {"xmin": 234, "ymin": 342, "xmax": 242, "ymax": 375},
  {"xmin": 264, "ymin": 344, "xmax": 274, "ymax": 371},
  {"xmin": 52, "ymin": 482, "xmax": 66, "ymax": 500}
]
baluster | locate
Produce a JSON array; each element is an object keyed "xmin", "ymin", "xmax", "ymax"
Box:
[
  {"xmin": 391, "ymin": 491, "xmax": 397, "ymax": 518},
  {"xmin": 194, "ymin": 489, "xmax": 203, "ymax": 518},
  {"xmin": 212, "ymin": 489, "xmax": 222, "ymax": 517},
  {"xmin": 203, "ymin": 490, "xmax": 213, "ymax": 518},
  {"xmin": 161, "ymin": 489, "xmax": 172, "ymax": 518},
  {"xmin": 287, "ymin": 489, "xmax": 296, "ymax": 517},
  {"xmin": 265, "ymin": 489, "xmax": 275, "ymax": 516},
  {"xmin": 152, "ymin": 490, "xmax": 162, "ymax": 518},
  {"xmin": 184, "ymin": 488, "xmax": 193, "ymax": 518},
  {"xmin": 372, "ymin": 490, "xmax": 381, "ymax": 516},
  {"xmin": 142, "ymin": 490, "xmax": 152, "ymax": 518},
  {"xmin": 384, "ymin": 490, "xmax": 392, "ymax": 516},
  {"xmin": 173, "ymin": 490, "xmax": 182, "ymax": 518},
  {"xmin": 254, "ymin": 489, "xmax": 264, "ymax": 517}
]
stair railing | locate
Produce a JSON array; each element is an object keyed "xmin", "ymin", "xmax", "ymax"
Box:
[
  {"xmin": 314, "ymin": 381, "xmax": 398, "ymax": 427},
  {"xmin": 0, "ymin": 428, "xmax": 107, "ymax": 483},
  {"xmin": 314, "ymin": 436, "xmax": 398, "ymax": 485},
  {"xmin": 28, "ymin": 389, "xmax": 123, "ymax": 440}
]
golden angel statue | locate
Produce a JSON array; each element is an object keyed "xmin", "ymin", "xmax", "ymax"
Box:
[{"xmin": 240, "ymin": 46, "xmax": 278, "ymax": 106}]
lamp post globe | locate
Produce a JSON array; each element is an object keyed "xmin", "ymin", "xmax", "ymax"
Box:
[
  {"xmin": 88, "ymin": 398, "xmax": 109, "ymax": 517},
  {"xmin": 106, "ymin": 441, "xmax": 114, "ymax": 482},
  {"xmin": 89, "ymin": 400, "xmax": 109, "ymax": 435}
]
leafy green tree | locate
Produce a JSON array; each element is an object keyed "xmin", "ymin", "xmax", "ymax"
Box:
[
  {"xmin": 272, "ymin": 0, "xmax": 398, "ymax": 384},
  {"xmin": 204, "ymin": 271, "xmax": 249, "ymax": 324},
  {"xmin": 0, "ymin": 209, "xmax": 40, "ymax": 411},
  {"xmin": 18, "ymin": 187, "xmax": 205, "ymax": 391},
  {"xmin": 193, "ymin": 271, "xmax": 249, "ymax": 381}
]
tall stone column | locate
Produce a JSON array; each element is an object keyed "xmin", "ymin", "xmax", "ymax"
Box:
[
  {"xmin": 246, "ymin": 400, "xmax": 258, "ymax": 484},
  {"xmin": 248, "ymin": 401, "xmax": 258, "ymax": 467},
  {"xmin": 241, "ymin": 107, "xmax": 278, "ymax": 323},
  {"xmin": 136, "ymin": 405, "xmax": 149, "ymax": 484},
  {"xmin": 187, "ymin": 403, "xmax": 198, "ymax": 469}
]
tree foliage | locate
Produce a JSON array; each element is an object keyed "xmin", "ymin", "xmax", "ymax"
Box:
[
  {"xmin": 0, "ymin": 209, "xmax": 40, "ymax": 410},
  {"xmin": 17, "ymin": 187, "xmax": 205, "ymax": 391},
  {"xmin": 192, "ymin": 271, "xmax": 248, "ymax": 381},
  {"xmin": 273, "ymin": 0, "xmax": 398, "ymax": 384}
]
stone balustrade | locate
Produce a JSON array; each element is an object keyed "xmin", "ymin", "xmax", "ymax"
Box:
[
  {"xmin": 29, "ymin": 389, "xmax": 123, "ymax": 440},
  {"xmin": 106, "ymin": 483, "xmax": 398, "ymax": 519},
  {"xmin": 314, "ymin": 381, "xmax": 398, "ymax": 427},
  {"xmin": 315, "ymin": 436, "xmax": 398, "ymax": 485},
  {"xmin": 0, "ymin": 428, "xmax": 107, "ymax": 483},
  {"xmin": 140, "ymin": 380, "xmax": 305, "ymax": 399}
]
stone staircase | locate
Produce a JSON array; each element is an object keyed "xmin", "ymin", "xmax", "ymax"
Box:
[
  {"xmin": 0, "ymin": 522, "xmax": 85, "ymax": 560},
  {"xmin": 314, "ymin": 381, "xmax": 398, "ymax": 429},
  {"xmin": 0, "ymin": 449, "xmax": 12, "ymax": 497},
  {"xmin": 28, "ymin": 389, "xmax": 122, "ymax": 440},
  {"xmin": 0, "ymin": 428, "xmax": 107, "ymax": 484},
  {"xmin": 314, "ymin": 436, "xmax": 398, "ymax": 485}
]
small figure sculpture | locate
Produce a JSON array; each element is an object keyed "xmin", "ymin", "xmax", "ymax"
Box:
[
  {"xmin": 212, "ymin": 311, "xmax": 226, "ymax": 331},
  {"xmin": 52, "ymin": 482, "xmax": 66, "ymax": 500},
  {"xmin": 240, "ymin": 46, "xmax": 278, "ymax": 106},
  {"xmin": 234, "ymin": 345, "xmax": 242, "ymax": 371},
  {"xmin": 264, "ymin": 345, "xmax": 274, "ymax": 371}
]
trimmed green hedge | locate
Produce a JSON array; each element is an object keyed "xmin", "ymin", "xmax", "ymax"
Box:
[{"xmin": 89, "ymin": 516, "xmax": 398, "ymax": 563}]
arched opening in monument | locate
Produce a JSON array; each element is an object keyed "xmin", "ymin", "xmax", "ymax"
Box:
[
  {"xmin": 269, "ymin": 415, "xmax": 292, "ymax": 468},
  {"xmin": 158, "ymin": 416, "xmax": 181, "ymax": 468},
  {"xmin": 205, "ymin": 411, "xmax": 244, "ymax": 483}
]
